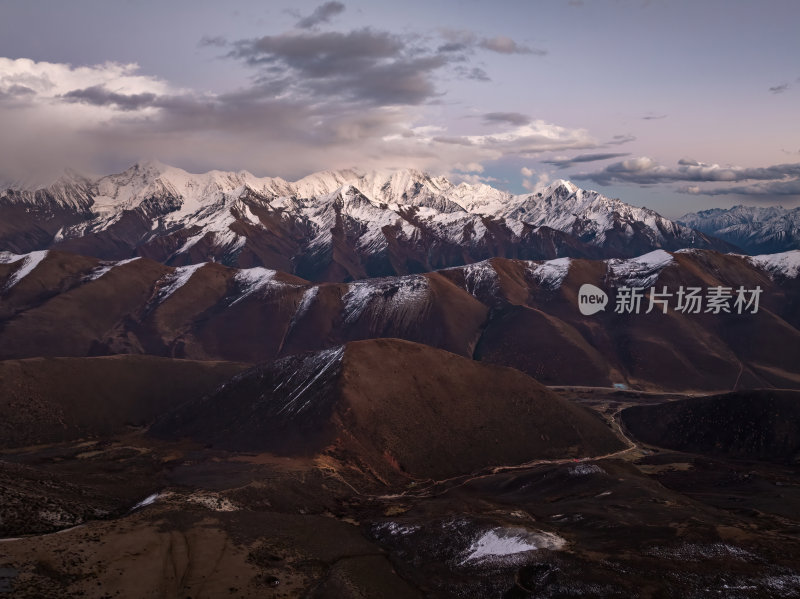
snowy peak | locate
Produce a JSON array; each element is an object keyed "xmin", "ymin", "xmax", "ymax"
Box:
[
  {"xmin": 358, "ymin": 168, "xmax": 453, "ymax": 205},
  {"xmin": 679, "ymin": 205, "xmax": 800, "ymax": 254},
  {"xmin": 543, "ymin": 179, "xmax": 579, "ymax": 197},
  {"xmin": 292, "ymin": 169, "xmax": 364, "ymax": 198},
  {"xmin": 0, "ymin": 169, "xmax": 95, "ymax": 211}
]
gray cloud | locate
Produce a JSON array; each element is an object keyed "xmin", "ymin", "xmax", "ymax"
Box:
[
  {"xmin": 642, "ymin": 113, "xmax": 667, "ymax": 120},
  {"xmin": 543, "ymin": 152, "xmax": 630, "ymax": 168},
  {"xmin": 227, "ymin": 29, "xmax": 453, "ymax": 105},
  {"xmin": 478, "ymin": 36, "xmax": 544, "ymax": 55},
  {"xmin": 231, "ymin": 29, "xmax": 402, "ymax": 71},
  {"xmin": 456, "ymin": 66, "xmax": 490, "ymax": 81},
  {"xmin": 296, "ymin": 1, "xmax": 346, "ymax": 29},
  {"xmin": 223, "ymin": 26, "xmax": 543, "ymax": 107},
  {"xmin": 3, "ymin": 84, "xmax": 35, "ymax": 96},
  {"xmin": 439, "ymin": 29, "xmax": 546, "ymax": 56},
  {"xmin": 576, "ymin": 156, "xmax": 800, "ymax": 187},
  {"xmin": 62, "ymin": 85, "xmax": 158, "ymax": 111},
  {"xmin": 0, "ymin": 84, "xmax": 36, "ymax": 103},
  {"xmin": 437, "ymin": 42, "xmax": 469, "ymax": 53},
  {"xmin": 199, "ymin": 35, "xmax": 227, "ymax": 48},
  {"xmin": 606, "ymin": 134, "xmax": 636, "ymax": 146},
  {"xmin": 686, "ymin": 179, "xmax": 800, "ymax": 196},
  {"xmin": 432, "ymin": 136, "xmax": 474, "ymax": 146},
  {"xmin": 482, "ymin": 112, "xmax": 530, "ymax": 126},
  {"xmin": 769, "ymin": 83, "xmax": 789, "ymax": 94}
]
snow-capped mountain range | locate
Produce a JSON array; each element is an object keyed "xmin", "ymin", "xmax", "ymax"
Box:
[
  {"xmin": 0, "ymin": 161, "xmax": 732, "ymax": 281},
  {"xmin": 678, "ymin": 205, "xmax": 800, "ymax": 255}
]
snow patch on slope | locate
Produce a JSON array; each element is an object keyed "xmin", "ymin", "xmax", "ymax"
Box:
[
  {"xmin": 130, "ymin": 492, "xmax": 160, "ymax": 512},
  {"xmin": 342, "ymin": 275, "xmax": 429, "ymax": 327},
  {"xmin": 1, "ymin": 250, "xmax": 49, "ymax": 290},
  {"xmin": 0, "ymin": 252, "xmax": 25, "ymax": 264},
  {"xmin": 85, "ymin": 257, "xmax": 140, "ymax": 281},
  {"xmin": 459, "ymin": 260, "xmax": 498, "ymax": 297},
  {"xmin": 461, "ymin": 527, "xmax": 566, "ymax": 566},
  {"xmin": 373, "ymin": 521, "xmax": 421, "ymax": 537},
  {"xmin": 748, "ymin": 250, "xmax": 800, "ymax": 279},
  {"xmin": 292, "ymin": 286, "xmax": 319, "ymax": 323},
  {"xmin": 273, "ymin": 346, "xmax": 345, "ymax": 417},
  {"xmin": 157, "ymin": 263, "xmax": 206, "ymax": 302},
  {"xmin": 528, "ymin": 257, "xmax": 571, "ymax": 290},
  {"xmin": 231, "ymin": 266, "xmax": 281, "ymax": 305},
  {"xmin": 607, "ymin": 249, "xmax": 674, "ymax": 287}
]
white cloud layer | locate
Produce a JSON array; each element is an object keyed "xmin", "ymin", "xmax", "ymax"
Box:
[
  {"xmin": 574, "ymin": 156, "xmax": 800, "ymax": 197},
  {"xmin": 0, "ymin": 55, "xmax": 598, "ymax": 183}
]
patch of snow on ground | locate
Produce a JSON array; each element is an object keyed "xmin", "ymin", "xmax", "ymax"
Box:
[
  {"xmin": 342, "ymin": 275, "xmax": 429, "ymax": 328},
  {"xmin": 505, "ymin": 217, "xmax": 525, "ymax": 238},
  {"xmin": 287, "ymin": 286, "xmax": 319, "ymax": 329},
  {"xmin": 157, "ymin": 263, "xmax": 206, "ymax": 302},
  {"xmin": 274, "ymin": 346, "xmax": 345, "ymax": 417},
  {"xmin": 130, "ymin": 493, "xmax": 160, "ymax": 511},
  {"xmin": 0, "ymin": 252, "xmax": 24, "ymax": 264},
  {"xmin": 231, "ymin": 266, "xmax": 281, "ymax": 305},
  {"xmin": 568, "ymin": 463, "xmax": 605, "ymax": 476},
  {"xmin": 528, "ymin": 257, "xmax": 571, "ymax": 290},
  {"xmin": 607, "ymin": 249, "xmax": 674, "ymax": 287},
  {"xmin": 1, "ymin": 250, "xmax": 49, "ymax": 290},
  {"xmin": 748, "ymin": 249, "xmax": 800, "ymax": 279},
  {"xmin": 459, "ymin": 260, "xmax": 498, "ymax": 297},
  {"xmin": 465, "ymin": 218, "xmax": 488, "ymax": 243},
  {"xmin": 374, "ymin": 522, "xmax": 421, "ymax": 536},
  {"xmin": 461, "ymin": 527, "xmax": 566, "ymax": 566},
  {"xmin": 763, "ymin": 575, "xmax": 800, "ymax": 596},
  {"xmin": 85, "ymin": 257, "xmax": 140, "ymax": 281},
  {"xmin": 176, "ymin": 231, "xmax": 206, "ymax": 255}
]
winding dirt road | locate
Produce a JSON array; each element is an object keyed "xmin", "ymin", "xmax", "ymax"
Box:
[{"xmin": 375, "ymin": 409, "xmax": 640, "ymax": 501}]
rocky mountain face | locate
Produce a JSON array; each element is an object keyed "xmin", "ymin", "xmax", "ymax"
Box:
[
  {"xmin": 679, "ymin": 204, "xmax": 800, "ymax": 254},
  {"xmin": 0, "ymin": 162, "xmax": 732, "ymax": 281},
  {"xmin": 2, "ymin": 246, "xmax": 798, "ymax": 391}
]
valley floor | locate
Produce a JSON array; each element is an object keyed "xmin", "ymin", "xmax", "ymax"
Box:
[{"xmin": 2, "ymin": 389, "xmax": 799, "ymax": 598}]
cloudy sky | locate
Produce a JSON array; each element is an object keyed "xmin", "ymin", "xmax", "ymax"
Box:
[{"xmin": 1, "ymin": 0, "xmax": 798, "ymax": 217}]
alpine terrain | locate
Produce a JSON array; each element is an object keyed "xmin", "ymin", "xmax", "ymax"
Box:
[{"xmin": 1, "ymin": 164, "xmax": 799, "ymax": 598}]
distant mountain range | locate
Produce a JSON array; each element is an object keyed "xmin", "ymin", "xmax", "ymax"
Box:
[
  {"xmin": 679, "ymin": 205, "xmax": 800, "ymax": 254},
  {"xmin": 0, "ymin": 161, "xmax": 733, "ymax": 281}
]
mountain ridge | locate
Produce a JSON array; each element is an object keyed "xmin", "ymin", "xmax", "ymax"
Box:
[
  {"xmin": 679, "ymin": 204, "xmax": 800, "ymax": 254},
  {"xmin": 2, "ymin": 246, "xmax": 798, "ymax": 391},
  {"xmin": 1, "ymin": 162, "xmax": 734, "ymax": 281}
]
